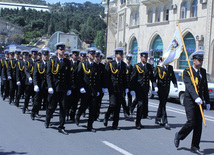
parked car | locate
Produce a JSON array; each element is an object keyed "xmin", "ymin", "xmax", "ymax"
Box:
[{"xmin": 148, "ymin": 69, "xmax": 214, "ymax": 105}]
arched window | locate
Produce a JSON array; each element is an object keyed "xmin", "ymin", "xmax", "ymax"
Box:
[
  {"xmin": 178, "ymin": 33, "xmax": 196, "ymax": 69},
  {"xmin": 156, "ymin": 8, "xmax": 161, "ymax": 22},
  {"xmin": 191, "ymin": 0, "xmax": 198, "ymax": 17},
  {"xmin": 148, "ymin": 10, "xmax": 153, "ymax": 23},
  {"xmin": 181, "ymin": 1, "xmax": 188, "ymax": 19},
  {"xmin": 129, "ymin": 37, "xmax": 138, "ymax": 65},
  {"xmin": 150, "ymin": 35, "xmax": 163, "ymax": 67}
]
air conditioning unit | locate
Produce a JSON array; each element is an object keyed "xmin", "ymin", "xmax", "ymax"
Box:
[
  {"xmin": 201, "ymin": 0, "xmax": 207, "ymax": 4},
  {"xmin": 122, "ymin": 42, "xmax": 127, "ymax": 47},
  {"xmin": 196, "ymin": 35, "xmax": 204, "ymax": 41},
  {"xmin": 171, "ymin": 4, "xmax": 177, "ymax": 10},
  {"xmin": 198, "ymin": 46, "xmax": 204, "ymax": 50}
]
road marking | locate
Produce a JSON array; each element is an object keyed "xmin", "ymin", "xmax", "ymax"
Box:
[
  {"xmin": 102, "ymin": 141, "xmax": 133, "ymax": 155},
  {"xmin": 149, "ymin": 102, "xmax": 214, "ymax": 123}
]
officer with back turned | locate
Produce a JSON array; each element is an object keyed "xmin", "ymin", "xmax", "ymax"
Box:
[
  {"xmin": 46, "ymin": 42, "xmax": 72, "ymax": 135},
  {"xmin": 174, "ymin": 50, "xmax": 211, "ymax": 155}
]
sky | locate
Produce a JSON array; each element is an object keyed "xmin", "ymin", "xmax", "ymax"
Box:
[{"xmin": 45, "ymin": 0, "xmax": 102, "ymax": 4}]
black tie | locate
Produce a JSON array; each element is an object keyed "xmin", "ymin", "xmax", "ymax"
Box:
[
  {"xmin": 118, "ymin": 63, "xmax": 121, "ymax": 69},
  {"xmin": 197, "ymin": 70, "xmax": 201, "ymax": 81}
]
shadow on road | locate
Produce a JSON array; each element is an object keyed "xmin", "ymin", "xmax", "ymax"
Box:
[
  {"xmin": 0, "ymin": 148, "xmax": 27, "ymax": 155},
  {"xmin": 203, "ymin": 148, "xmax": 214, "ymax": 154}
]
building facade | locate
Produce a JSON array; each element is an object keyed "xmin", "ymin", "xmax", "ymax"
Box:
[
  {"xmin": 0, "ymin": 19, "xmax": 24, "ymax": 50},
  {"xmin": 0, "ymin": 2, "xmax": 50, "ymax": 12},
  {"xmin": 102, "ymin": 0, "xmax": 214, "ymax": 76}
]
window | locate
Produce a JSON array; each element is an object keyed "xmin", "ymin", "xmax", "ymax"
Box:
[
  {"xmin": 181, "ymin": 1, "xmax": 187, "ymax": 19},
  {"xmin": 130, "ymin": 12, "xmax": 135, "ymax": 26},
  {"xmin": 156, "ymin": 8, "xmax": 161, "ymax": 22},
  {"xmin": 135, "ymin": 12, "xmax": 139, "ymax": 25},
  {"xmin": 119, "ymin": 14, "xmax": 124, "ymax": 29},
  {"xmin": 148, "ymin": 10, "xmax": 153, "ymax": 23},
  {"xmin": 121, "ymin": 0, "xmax": 126, "ymax": 5},
  {"xmin": 191, "ymin": 0, "xmax": 198, "ymax": 17},
  {"xmin": 164, "ymin": 9, "xmax": 169, "ymax": 21},
  {"xmin": 129, "ymin": 37, "xmax": 138, "ymax": 65}
]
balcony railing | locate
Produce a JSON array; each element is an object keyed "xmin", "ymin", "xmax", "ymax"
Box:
[{"xmin": 127, "ymin": 0, "xmax": 140, "ymax": 5}]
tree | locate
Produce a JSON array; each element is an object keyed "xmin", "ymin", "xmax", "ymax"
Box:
[{"xmin": 94, "ymin": 30, "xmax": 106, "ymax": 55}]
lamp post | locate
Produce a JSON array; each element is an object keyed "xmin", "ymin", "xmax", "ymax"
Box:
[{"xmin": 105, "ymin": 0, "xmax": 110, "ymax": 57}]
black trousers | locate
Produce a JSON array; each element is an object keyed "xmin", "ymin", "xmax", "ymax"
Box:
[
  {"xmin": 66, "ymin": 88, "xmax": 80, "ymax": 120},
  {"xmin": 77, "ymin": 93, "xmax": 97, "ymax": 128},
  {"xmin": 105, "ymin": 92, "xmax": 123, "ymax": 127},
  {"xmin": 15, "ymin": 82, "xmax": 25, "ymax": 106},
  {"xmin": 156, "ymin": 88, "xmax": 169, "ymax": 124},
  {"xmin": 177, "ymin": 102, "xmax": 202, "ymax": 149},
  {"xmin": 46, "ymin": 92, "xmax": 66, "ymax": 129},
  {"xmin": 9, "ymin": 79, "xmax": 16, "ymax": 102},
  {"xmin": 127, "ymin": 92, "xmax": 132, "ymax": 112},
  {"xmin": 24, "ymin": 84, "xmax": 33, "ymax": 109},
  {"xmin": 95, "ymin": 92, "xmax": 104, "ymax": 119},
  {"xmin": 1, "ymin": 79, "xmax": 4, "ymax": 97},
  {"xmin": 3, "ymin": 80, "xmax": 9, "ymax": 99},
  {"xmin": 32, "ymin": 88, "xmax": 48, "ymax": 115},
  {"xmin": 135, "ymin": 90, "xmax": 148, "ymax": 125}
]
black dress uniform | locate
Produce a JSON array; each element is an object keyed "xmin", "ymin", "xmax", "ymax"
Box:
[
  {"xmin": 130, "ymin": 61, "xmax": 157, "ymax": 129},
  {"xmin": 1, "ymin": 57, "xmax": 10, "ymax": 100},
  {"xmin": 46, "ymin": 56, "xmax": 71, "ymax": 131},
  {"xmin": 15, "ymin": 58, "xmax": 26, "ymax": 107},
  {"xmin": 31, "ymin": 60, "xmax": 48, "ymax": 119},
  {"xmin": 7, "ymin": 55, "xmax": 17, "ymax": 104},
  {"xmin": 174, "ymin": 51, "xmax": 211, "ymax": 154},
  {"xmin": 154, "ymin": 64, "xmax": 177, "ymax": 128},
  {"xmin": 76, "ymin": 59, "xmax": 102, "ymax": 131},
  {"xmin": 104, "ymin": 57, "xmax": 127, "ymax": 129},
  {"xmin": 23, "ymin": 58, "xmax": 34, "ymax": 113},
  {"xmin": 66, "ymin": 59, "xmax": 80, "ymax": 121},
  {"xmin": 0, "ymin": 57, "xmax": 5, "ymax": 98}
]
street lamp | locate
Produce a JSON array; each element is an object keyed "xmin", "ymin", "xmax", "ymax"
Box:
[{"xmin": 105, "ymin": 0, "xmax": 110, "ymax": 57}]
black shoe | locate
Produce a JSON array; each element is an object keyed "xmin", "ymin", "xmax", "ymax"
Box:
[
  {"xmin": 112, "ymin": 126, "xmax": 120, "ymax": 130},
  {"xmin": 58, "ymin": 128, "xmax": 68, "ymax": 135},
  {"xmin": 103, "ymin": 117, "xmax": 108, "ymax": 127},
  {"xmin": 22, "ymin": 108, "xmax": 26, "ymax": 114},
  {"xmin": 191, "ymin": 146, "xmax": 204, "ymax": 155},
  {"xmin": 87, "ymin": 127, "xmax": 96, "ymax": 132},
  {"xmin": 35, "ymin": 114, "xmax": 41, "ymax": 118},
  {"xmin": 174, "ymin": 132, "xmax": 180, "ymax": 148},
  {"xmin": 155, "ymin": 120, "xmax": 161, "ymax": 125},
  {"xmin": 3, "ymin": 96, "xmax": 6, "ymax": 101},
  {"xmin": 44, "ymin": 122, "xmax": 49, "ymax": 128},
  {"xmin": 143, "ymin": 116, "xmax": 152, "ymax": 120},
  {"xmin": 75, "ymin": 115, "xmax": 80, "ymax": 126},
  {"xmin": 31, "ymin": 113, "xmax": 35, "ymax": 120},
  {"xmin": 136, "ymin": 123, "xmax": 144, "ymax": 130},
  {"xmin": 164, "ymin": 123, "xmax": 171, "ymax": 130}
]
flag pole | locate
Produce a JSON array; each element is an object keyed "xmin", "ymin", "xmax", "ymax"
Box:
[{"xmin": 176, "ymin": 22, "xmax": 206, "ymax": 127}]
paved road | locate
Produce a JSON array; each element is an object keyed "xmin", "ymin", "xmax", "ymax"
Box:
[{"xmin": 0, "ymin": 95, "xmax": 214, "ymax": 155}]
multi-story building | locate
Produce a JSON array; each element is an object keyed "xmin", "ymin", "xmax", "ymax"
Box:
[
  {"xmin": 0, "ymin": 19, "xmax": 24, "ymax": 49},
  {"xmin": 102, "ymin": 0, "xmax": 214, "ymax": 76}
]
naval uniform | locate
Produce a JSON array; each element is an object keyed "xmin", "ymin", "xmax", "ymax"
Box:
[{"xmin": 154, "ymin": 65, "xmax": 177, "ymax": 125}]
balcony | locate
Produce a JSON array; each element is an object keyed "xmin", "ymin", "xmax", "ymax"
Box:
[
  {"xmin": 127, "ymin": 0, "xmax": 140, "ymax": 10},
  {"xmin": 142, "ymin": 0, "xmax": 170, "ymax": 6}
]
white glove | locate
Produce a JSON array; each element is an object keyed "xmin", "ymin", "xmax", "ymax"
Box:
[
  {"xmin": 17, "ymin": 81, "xmax": 21, "ymax": 86},
  {"xmin": 29, "ymin": 77, "xmax": 32, "ymax": 84},
  {"xmin": 3, "ymin": 78, "xmax": 6, "ymax": 81},
  {"xmin": 66, "ymin": 90, "xmax": 71, "ymax": 96},
  {"xmin": 195, "ymin": 97, "xmax": 202, "ymax": 105},
  {"xmin": 174, "ymin": 87, "xmax": 178, "ymax": 92},
  {"xmin": 102, "ymin": 88, "xmax": 108, "ymax": 93},
  {"xmin": 155, "ymin": 87, "xmax": 158, "ymax": 93},
  {"xmin": 125, "ymin": 88, "xmax": 129, "ymax": 94},
  {"xmin": 80, "ymin": 87, "xmax": 86, "ymax": 93},
  {"xmin": 97, "ymin": 92, "xmax": 100, "ymax": 96},
  {"xmin": 206, "ymin": 104, "xmax": 210, "ymax": 111},
  {"xmin": 48, "ymin": 87, "xmax": 54, "ymax": 94},
  {"xmin": 34, "ymin": 85, "xmax": 39, "ymax": 92},
  {"xmin": 130, "ymin": 91, "xmax": 135, "ymax": 96},
  {"xmin": 8, "ymin": 76, "xmax": 12, "ymax": 80}
]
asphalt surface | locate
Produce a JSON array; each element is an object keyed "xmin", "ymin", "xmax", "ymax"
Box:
[{"xmin": 0, "ymin": 95, "xmax": 214, "ymax": 155}]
